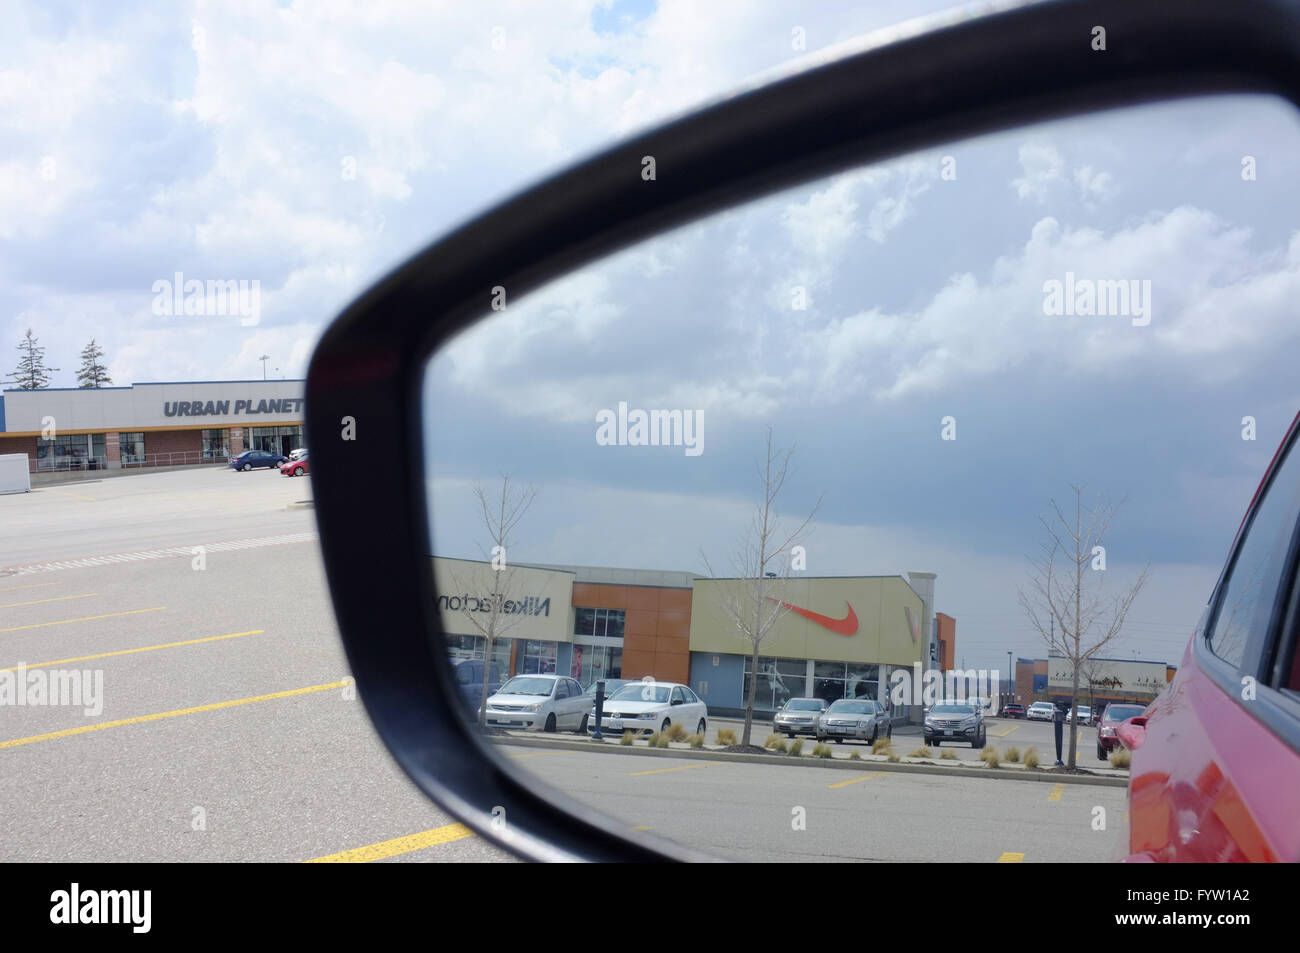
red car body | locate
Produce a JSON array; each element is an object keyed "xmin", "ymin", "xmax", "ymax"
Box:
[
  {"xmin": 280, "ymin": 458, "xmax": 309, "ymax": 477},
  {"xmin": 1121, "ymin": 411, "xmax": 1300, "ymax": 862}
]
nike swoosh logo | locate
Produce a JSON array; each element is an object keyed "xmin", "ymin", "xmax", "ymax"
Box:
[{"xmin": 765, "ymin": 597, "xmax": 859, "ymax": 636}]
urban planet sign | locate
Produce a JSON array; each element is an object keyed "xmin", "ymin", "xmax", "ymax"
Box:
[{"xmin": 162, "ymin": 398, "xmax": 305, "ymax": 417}]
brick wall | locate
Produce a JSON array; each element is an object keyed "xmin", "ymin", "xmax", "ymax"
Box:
[
  {"xmin": 141, "ymin": 429, "xmax": 202, "ymax": 465},
  {"xmin": 0, "ymin": 435, "xmax": 38, "ymax": 472}
]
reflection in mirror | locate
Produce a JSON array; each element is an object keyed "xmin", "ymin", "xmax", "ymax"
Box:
[{"xmin": 422, "ymin": 95, "xmax": 1300, "ymax": 862}]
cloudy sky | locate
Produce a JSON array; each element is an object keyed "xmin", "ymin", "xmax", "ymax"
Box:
[{"xmin": 7, "ymin": 1, "xmax": 1300, "ymax": 672}]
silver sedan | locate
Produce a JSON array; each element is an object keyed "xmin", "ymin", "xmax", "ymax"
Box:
[{"xmin": 815, "ymin": 698, "xmax": 891, "ymax": 744}]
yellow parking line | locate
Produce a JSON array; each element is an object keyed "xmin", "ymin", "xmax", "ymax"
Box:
[
  {"xmin": 997, "ymin": 851, "xmax": 1025, "ymax": 863},
  {"xmin": 1048, "ymin": 783, "xmax": 1065, "ymax": 802},
  {"xmin": 0, "ymin": 582, "xmax": 60, "ymax": 593},
  {"xmin": 0, "ymin": 593, "xmax": 98, "ymax": 610},
  {"xmin": 994, "ymin": 725, "xmax": 1018, "ymax": 738},
  {"xmin": 630, "ymin": 762, "xmax": 719, "ymax": 776},
  {"xmin": 1, "ymin": 629, "xmax": 264, "ymax": 673},
  {"xmin": 0, "ymin": 679, "xmax": 348, "ymax": 750},
  {"xmin": 304, "ymin": 823, "xmax": 475, "ymax": 863},
  {"xmin": 829, "ymin": 772, "xmax": 887, "ymax": 789},
  {"xmin": 631, "ymin": 826, "xmax": 652, "ymax": 831},
  {"xmin": 43, "ymin": 488, "xmax": 97, "ymax": 502},
  {"xmin": 0, "ymin": 606, "xmax": 165, "ymax": 633}
]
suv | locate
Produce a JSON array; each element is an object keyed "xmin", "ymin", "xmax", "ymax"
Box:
[
  {"xmin": 772, "ymin": 697, "xmax": 828, "ymax": 737},
  {"xmin": 452, "ymin": 658, "xmax": 505, "ymax": 713},
  {"xmin": 1001, "ymin": 703, "xmax": 1026, "ymax": 719},
  {"xmin": 924, "ymin": 700, "xmax": 986, "ymax": 748},
  {"xmin": 1026, "ymin": 701, "xmax": 1055, "ymax": 721}
]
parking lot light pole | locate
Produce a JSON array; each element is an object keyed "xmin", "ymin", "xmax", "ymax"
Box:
[
  {"xmin": 592, "ymin": 680, "xmax": 606, "ymax": 741},
  {"xmin": 1006, "ymin": 652, "xmax": 1012, "ymax": 711}
]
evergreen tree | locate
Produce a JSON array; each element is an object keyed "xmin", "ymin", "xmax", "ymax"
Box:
[
  {"xmin": 7, "ymin": 329, "xmax": 59, "ymax": 389},
  {"xmin": 77, "ymin": 339, "xmax": 112, "ymax": 388}
]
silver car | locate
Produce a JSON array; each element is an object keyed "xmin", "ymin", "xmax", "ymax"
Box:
[
  {"xmin": 816, "ymin": 698, "xmax": 891, "ymax": 745},
  {"xmin": 772, "ymin": 697, "xmax": 828, "ymax": 737}
]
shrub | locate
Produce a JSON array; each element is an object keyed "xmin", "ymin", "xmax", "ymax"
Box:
[
  {"xmin": 849, "ymin": 750, "xmax": 862, "ymax": 761},
  {"xmin": 886, "ymin": 750, "xmax": 900, "ymax": 762},
  {"xmin": 666, "ymin": 722, "xmax": 689, "ymax": 743},
  {"xmin": 688, "ymin": 733, "xmax": 704, "ymax": 749},
  {"xmin": 908, "ymin": 746, "xmax": 932, "ymax": 759},
  {"xmin": 788, "ymin": 738, "xmax": 804, "ymax": 757},
  {"xmin": 940, "ymin": 749, "xmax": 958, "ymax": 760},
  {"xmin": 764, "ymin": 733, "xmax": 785, "ymax": 751},
  {"xmin": 871, "ymin": 737, "xmax": 892, "ymax": 755},
  {"xmin": 716, "ymin": 728, "xmax": 737, "ymax": 746},
  {"xmin": 1005, "ymin": 745, "xmax": 1021, "ymax": 763},
  {"xmin": 1109, "ymin": 748, "xmax": 1132, "ymax": 768},
  {"xmin": 654, "ymin": 732, "xmax": 671, "ymax": 749},
  {"xmin": 620, "ymin": 731, "xmax": 635, "ymax": 746},
  {"xmin": 1023, "ymin": 746, "xmax": 1040, "ymax": 768},
  {"xmin": 647, "ymin": 731, "xmax": 662, "ymax": 748},
  {"xmin": 812, "ymin": 743, "xmax": 833, "ymax": 759},
  {"xmin": 981, "ymin": 745, "xmax": 1001, "ymax": 768}
]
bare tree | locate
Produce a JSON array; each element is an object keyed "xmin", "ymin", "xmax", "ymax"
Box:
[
  {"xmin": 444, "ymin": 475, "xmax": 540, "ymax": 728},
  {"xmin": 1018, "ymin": 485, "xmax": 1149, "ymax": 767},
  {"xmin": 702, "ymin": 427, "xmax": 822, "ymax": 748}
]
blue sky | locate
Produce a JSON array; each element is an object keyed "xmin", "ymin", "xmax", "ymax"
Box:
[{"xmin": 6, "ymin": 2, "xmax": 1300, "ymax": 671}]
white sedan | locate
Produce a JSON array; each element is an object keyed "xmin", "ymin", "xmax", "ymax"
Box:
[
  {"xmin": 1026, "ymin": 702, "xmax": 1056, "ymax": 721},
  {"xmin": 588, "ymin": 681, "xmax": 708, "ymax": 736},
  {"xmin": 484, "ymin": 674, "xmax": 590, "ymax": 733}
]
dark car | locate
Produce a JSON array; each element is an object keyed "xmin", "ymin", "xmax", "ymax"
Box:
[
  {"xmin": 1096, "ymin": 703, "xmax": 1146, "ymax": 760},
  {"xmin": 453, "ymin": 658, "xmax": 505, "ymax": 713},
  {"xmin": 229, "ymin": 449, "xmax": 287, "ymax": 471},
  {"xmin": 582, "ymin": 678, "xmax": 632, "ymax": 701},
  {"xmin": 1002, "ymin": 704, "xmax": 1026, "ymax": 719}
]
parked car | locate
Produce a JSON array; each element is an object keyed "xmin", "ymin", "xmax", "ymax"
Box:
[
  {"xmin": 772, "ymin": 697, "xmax": 829, "ymax": 737},
  {"xmin": 1096, "ymin": 703, "xmax": 1146, "ymax": 760},
  {"xmin": 453, "ymin": 658, "xmax": 505, "ymax": 714},
  {"xmin": 1118, "ymin": 409, "xmax": 1300, "ymax": 861},
  {"xmin": 1001, "ymin": 703, "xmax": 1026, "ymax": 719},
  {"xmin": 582, "ymin": 678, "xmax": 632, "ymax": 701},
  {"xmin": 1026, "ymin": 701, "xmax": 1055, "ymax": 721},
  {"xmin": 1065, "ymin": 704, "xmax": 1092, "ymax": 726},
  {"xmin": 484, "ymin": 674, "xmax": 589, "ymax": 733},
  {"xmin": 924, "ymin": 700, "xmax": 986, "ymax": 748},
  {"xmin": 289, "ymin": 447, "xmax": 308, "ymax": 460},
  {"xmin": 815, "ymin": 698, "xmax": 890, "ymax": 745},
  {"xmin": 587, "ymin": 681, "xmax": 707, "ymax": 737},
  {"xmin": 228, "ymin": 449, "xmax": 287, "ymax": 471},
  {"xmin": 280, "ymin": 454, "xmax": 309, "ymax": 476}
]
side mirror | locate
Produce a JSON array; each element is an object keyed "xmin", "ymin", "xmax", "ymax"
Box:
[{"xmin": 1115, "ymin": 717, "xmax": 1148, "ymax": 751}]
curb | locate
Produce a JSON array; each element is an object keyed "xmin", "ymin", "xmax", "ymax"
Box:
[{"xmin": 492, "ymin": 735, "xmax": 1129, "ymax": 788}]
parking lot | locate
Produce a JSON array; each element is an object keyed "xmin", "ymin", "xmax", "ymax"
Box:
[{"xmin": 1, "ymin": 468, "xmax": 1128, "ymax": 862}]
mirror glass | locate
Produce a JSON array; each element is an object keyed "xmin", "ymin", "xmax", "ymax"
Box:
[{"xmin": 422, "ymin": 94, "xmax": 1300, "ymax": 861}]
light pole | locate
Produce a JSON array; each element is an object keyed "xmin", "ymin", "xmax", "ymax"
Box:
[
  {"xmin": 259, "ymin": 354, "xmax": 270, "ymax": 380},
  {"xmin": 1006, "ymin": 651, "xmax": 1012, "ymax": 708}
]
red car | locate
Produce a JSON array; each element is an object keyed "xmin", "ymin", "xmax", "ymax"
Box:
[
  {"xmin": 1001, "ymin": 704, "xmax": 1026, "ymax": 719},
  {"xmin": 280, "ymin": 456, "xmax": 309, "ymax": 477},
  {"xmin": 1096, "ymin": 703, "xmax": 1145, "ymax": 760},
  {"xmin": 1118, "ymin": 411, "xmax": 1300, "ymax": 862}
]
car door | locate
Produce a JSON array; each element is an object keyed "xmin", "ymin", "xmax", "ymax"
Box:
[
  {"xmin": 1128, "ymin": 419, "xmax": 1300, "ymax": 861},
  {"xmin": 563, "ymin": 678, "xmax": 587, "ymax": 727}
]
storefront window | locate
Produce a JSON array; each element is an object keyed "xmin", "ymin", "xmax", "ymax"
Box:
[
  {"xmin": 119, "ymin": 432, "xmax": 145, "ymax": 464},
  {"xmin": 246, "ymin": 425, "xmax": 303, "ymax": 457},
  {"xmin": 572, "ymin": 644, "xmax": 622, "ymax": 685},
  {"xmin": 444, "ymin": 634, "xmax": 511, "ymax": 672},
  {"xmin": 521, "ymin": 640, "xmax": 557, "ymax": 674},
  {"xmin": 202, "ymin": 429, "xmax": 230, "ymax": 459},
  {"xmin": 573, "ymin": 607, "xmax": 625, "ymax": 639},
  {"xmin": 742, "ymin": 656, "xmax": 807, "ymax": 711},
  {"xmin": 90, "ymin": 433, "xmax": 106, "ymax": 468},
  {"xmin": 36, "ymin": 433, "xmax": 93, "ymax": 470}
]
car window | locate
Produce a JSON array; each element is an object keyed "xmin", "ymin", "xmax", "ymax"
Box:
[
  {"xmin": 1207, "ymin": 432, "xmax": 1300, "ymax": 669},
  {"xmin": 455, "ymin": 664, "xmax": 474, "ymax": 685},
  {"xmin": 670, "ymin": 687, "xmax": 684, "ymax": 704}
]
